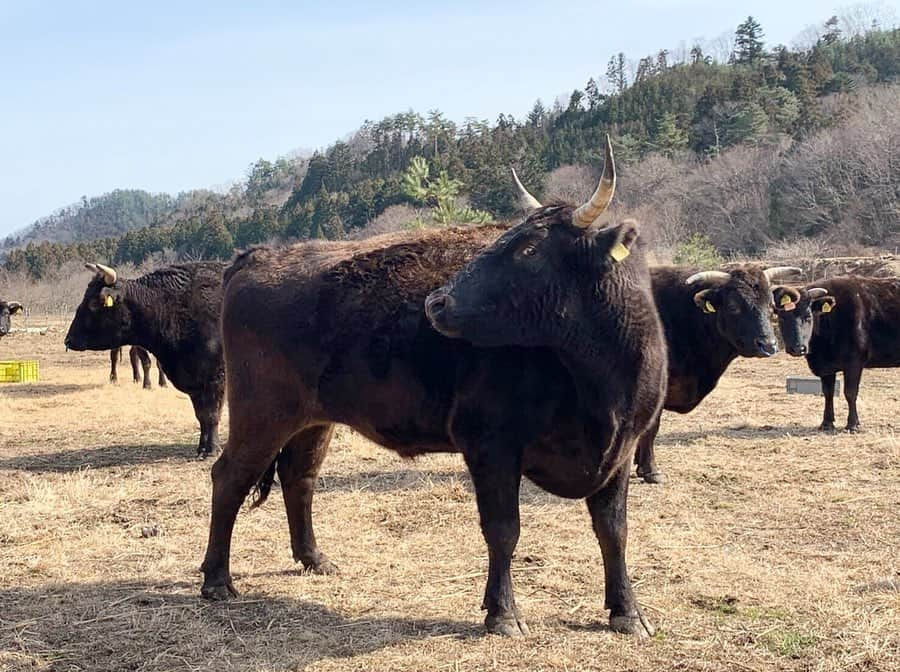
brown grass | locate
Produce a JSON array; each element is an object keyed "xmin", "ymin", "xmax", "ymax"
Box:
[{"xmin": 1, "ymin": 318, "xmax": 898, "ymax": 671}]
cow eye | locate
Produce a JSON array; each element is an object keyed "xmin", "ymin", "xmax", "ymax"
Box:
[{"xmin": 521, "ymin": 245, "xmax": 537, "ymax": 257}]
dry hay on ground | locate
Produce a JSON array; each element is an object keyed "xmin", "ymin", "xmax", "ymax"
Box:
[{"xmin": 0, "ymin": 318, "xmax": 898, "ymax": 671}]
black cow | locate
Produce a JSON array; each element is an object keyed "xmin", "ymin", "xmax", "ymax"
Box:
[
  {"xmin": 509, "ymin": 172, "xmax": 800, "ymax": 482},
  {"xmin": 0, "ymin": 300, "xmax": 24, "ymax": 340},
  {"xmin": 634, "ymin": 265, "xmax": 801, "ymax": 482},
  {"xmin": 109, "ymin": 346, "xmax": 168, "ymax": 388},
  {"xmin": 65, "ymin": 262, "xmax": 225, "ymax": 456},
  {"xmin": 773, "ymin": 276, "xmax": 900, "ymax": 431},
  {"xmin": 201, "ymin": 140, "xmax": 669, "ymax": 637}
]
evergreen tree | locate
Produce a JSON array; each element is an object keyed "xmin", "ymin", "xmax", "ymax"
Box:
[{"xmin": 733, "ymin": 16, "xmax": 765, "ymax": 65}]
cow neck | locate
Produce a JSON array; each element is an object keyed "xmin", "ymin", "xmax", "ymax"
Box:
[
  {"xmin": 121, "ymin": 280, "xmax": 171, "ymax": 352},
  {"xmin": 555, "ymin": 277, "xmax": 660, "ymax": 413}
]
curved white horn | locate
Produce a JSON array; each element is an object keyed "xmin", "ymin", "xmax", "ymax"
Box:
[
  {"xmin": 572, "ymin": 134, "xmax": 616, "ymax": 229},
  {"xmin": 84, "ymin": 263, "xmax": 99, "ymax": 274},
  {"xmin": 763, "ymin": 266, "xmax": 803, "ymax": 281},
  {"xmin": 511, "ymin": 168, "xmax": 542, "ymax": 210},
  {"xmin": 685, "ymin": 270, "xmax": 730, "ymax": 285},
  {"xmin": 94, "ymin": 263, "xmax": 118, "ymax": 285},
  {"xmin": 806, "ymin": 288, "xmax": 829, "ymax": 299}
]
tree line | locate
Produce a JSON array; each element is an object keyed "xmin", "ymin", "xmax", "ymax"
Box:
[{"xmin": 4, "ymin": 14, "xmax": 900, "ymax": 279}]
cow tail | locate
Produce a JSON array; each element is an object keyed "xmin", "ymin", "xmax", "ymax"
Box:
[{"xmin": 249, "ymin": 454, "xmax": 279, "ymax": 509}]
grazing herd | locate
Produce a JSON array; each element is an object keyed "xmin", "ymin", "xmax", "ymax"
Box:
[{"xmin": 2, "ymin": 136, "xmax": 898, "ymax": 638}]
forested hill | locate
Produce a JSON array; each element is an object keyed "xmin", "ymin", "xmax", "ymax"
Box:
[
  {"xmin": 6, "ymin": 14, "xmax": 900, "ymax": 278},
  {"xmin": 5, "ymin": 190, "xmax": 178, "ymax": 247}
]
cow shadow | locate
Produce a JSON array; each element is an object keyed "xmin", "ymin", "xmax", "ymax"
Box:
[
  {"xmin": 317, "ymin": 468, "xmax": 466, "ymax": 494},
  {"xmin": 313, "ymin": 468, "xmax": 567, "ymax": 507},
  {"xmin": 0, "ymin": 442, "xmax": 197, "ymax": 473},
  {"xmin": 0, "ymin": 382, "xmax": 97, "ymax": 398},
  {"xmin": 656, "ymin": 423, "xmax": 823, "ymax": 445},
  {"xmin": 0, "ymin": 579, "xmax": 478, "ymax": 671}
]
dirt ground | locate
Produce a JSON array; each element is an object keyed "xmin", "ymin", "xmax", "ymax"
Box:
[{"xmin": 1, "ymin": 317, "xmax": 898, "ymax": 672}]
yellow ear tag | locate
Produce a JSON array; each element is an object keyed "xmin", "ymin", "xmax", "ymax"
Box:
[
  {"xmin": 782, "ymin": 301, "xmax": 796, "ymax": 311},
  {"xmin": 609, "ymin": 242, "xmax": 630, "ymax": 263},
  {"xmin": 104, "ymin": 295, "xmax": 115, "ymax": 308},
  {"xmin": 822, "ymin": 302, "xmax": 832, "ymax": 313},
  {"xmin": 780, "ymin": 294, "xmax": 793, "ymax": 306},
  {"xmin": 704, "ymin": 301, "xmax": 716, "ymax": 313}
]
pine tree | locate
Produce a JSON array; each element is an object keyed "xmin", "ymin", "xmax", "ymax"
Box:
[
  {"xmin": 653, "ymin": 112, "xmax": 688, "ymax": 157},
  {"xmin": 732, "ymin": 16, "xmax": 765, "ymax": 65}
]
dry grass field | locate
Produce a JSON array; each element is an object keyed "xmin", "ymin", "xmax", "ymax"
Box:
[{"xmin": 1, "ymin": 317, "xmax": 898, "ymax": 672}]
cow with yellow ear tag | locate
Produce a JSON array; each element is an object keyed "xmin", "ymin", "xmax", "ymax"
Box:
[
  {"xmin": 772, "ymin": 277, "xmax": 900, "ymax": 433},
  {"xmin": 65, "ymin": 261, "xmax": 227, "ymax": 458}
]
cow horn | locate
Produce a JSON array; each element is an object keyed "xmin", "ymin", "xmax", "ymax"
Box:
[
  {"xmin": 685, "ymin": 270, "xmax": 730, "ymax": 285},
  {"xmin": 763, "ymin": 266, "xmax": 803, "ymax": 281},
  {"xmin": 94, "ymin": 263, "xmax": 118, "ymax": 285},
  {"xmin": 572, "ymin": 134, "xmax": 616, "ymax": 229},
  {"xmin": 806, "ymin": 288, "xmax": 829, "ymax": 299},
  {"xmin": 511, "ymin": 168, "xmax": 542, "ymax": 210}
]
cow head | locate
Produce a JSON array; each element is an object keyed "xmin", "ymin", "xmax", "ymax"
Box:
[
  {"xmin": 686, "ymin": 266, "xmax": 801, "ymax": 358},
  {"xmin": 426, "ymin": 136, "xmax": 643, "ymax": 348},
  {"xmin": 0, "ymin": 300, "xmax": 24, "ymax": 339},
  {"xmin": 64, "ymin": 263, "xmax": 131, "ymax": 351},
  {"xmin": 771, "ymin": 286, "xmax": 836, "ymax": 356}
]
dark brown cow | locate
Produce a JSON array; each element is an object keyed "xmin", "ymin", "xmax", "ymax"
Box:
[
  {"xmin": 633, "ymin": 265, "xmax": 801, "ymax": 482},
  {"xmin": 65, "ymin": 262, "xmax": 225, "ymax": 456},
  {"xmin": 0, "ymin": 300, "xmax": 24, "ymax": 340},
  {"xmin": 510, "ymin": 173, "xmax": 800, "ymax": 482},
  {"xmin": 109, "ymin": 346, "xmax": 168, "ymax": 389},
  {"xmin": 202, "ymin": 141, "xmax": 668, "ymax": 637},
  {"xmin": 773, "ymin": 276, "xmax": 900, "ymax": 431}
]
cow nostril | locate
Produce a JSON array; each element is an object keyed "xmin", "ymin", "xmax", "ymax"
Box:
[
  {"xmin": 756, "ymin": 338, "xmax": 778, "ymax": 356},
  {"xmin": 425, "ymin": 292, "xmax": 453, "ymax": 320}
]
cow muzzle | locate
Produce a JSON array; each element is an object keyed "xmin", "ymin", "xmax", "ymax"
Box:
[
  {"xmin": 425, "ymin": 290, "xmax": 461, "ymax": 338},
  {"xmin": 755, "ymin": 337, "xmax": 778, "ymax": 357}
]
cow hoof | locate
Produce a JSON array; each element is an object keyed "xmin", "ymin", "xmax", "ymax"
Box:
[
  {"xmin": 301, "ymin": 555, "xmax": 340, "ymax": 575},
  {"xmin": 610, "ymin": 611, "xmax": 654, "ymax": 638},
  {"xmin": 640, "ymin": 471, "xmax": 665, "ymax": 485},
  {"xmin": 201, "ymin": 581, "xmax": 238, "ymax": 601},
  {"xmin": 845, "ymin": 425, "xmax": 861, "ymax": 434},
  {"xmin": 485, "ymin": 613, "xmax": 530, "ymax": 637},
  {"xmin": 818, "ymin": 422, "xmax": 836, "ymax": 432}
]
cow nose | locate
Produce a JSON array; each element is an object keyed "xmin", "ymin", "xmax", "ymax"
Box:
[
  {"xmin": 425, "ymin": 291, "xmax": 454, "ymax": 323},
  {"xmin": 756, "ymin": 338, "xmax": 778, "ymax": 357}
]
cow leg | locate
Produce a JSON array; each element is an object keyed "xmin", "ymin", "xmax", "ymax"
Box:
[
  {"xmin": 201, "ymin": 423, "xmax": 295, "ymax": 600},
  {"xmin": 819, "ymin": 373, "xmax": 837, "ymax": 431},
  {"xmin": 109, "ymin": 348, "xmax": 119, "ymax": 383},
  {"xmin": 634, "ymin": 412, "xmax": 664, "ymax": 484},
  {"xmin": 277, "ymin": 425, "xmax": 338, "ymax": 574},
  {"xmin": 586, "ymin": 464, "xmax": 653, "ymax": 638},
  {"xmin": 192, "ymin": 388, "xmax": 223, "ymax": 458},
  {"xmin": 129, "ymin": 347, "xmax": 143, "ymax": 385},
  {"xmin": 463, "ymin": 447, "xmax": 527, "ymax": 637},
  {"xmin": 157, "ymin": 360, "xmax": 168, "ymax": 388},
  {"xmin": 134, "ymin": 348, "xmax": 152, "ymax": 390},
  {"xmin": 843, "ymin": 365, "xmax": 863, "ymax": 432}
]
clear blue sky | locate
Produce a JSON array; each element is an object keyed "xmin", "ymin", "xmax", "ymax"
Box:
[{"xmin": 2, "ymin": 0, "xmax": 898, "ymax": 237}]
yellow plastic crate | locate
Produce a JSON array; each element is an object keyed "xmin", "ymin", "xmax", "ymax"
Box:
[{"xmin": 0, "ymin": 360, "xmax": 39, "ymax": 383}]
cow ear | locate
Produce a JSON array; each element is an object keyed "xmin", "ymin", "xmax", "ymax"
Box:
[
  {"xmin": 7, "ymin": 302, "xmax": 24, "ymax": 315},
  {"xmin": 601, "ymin": 219, "xmax": 639, "ymax": 263},
  {"xmin": 773, "ymin": 286, "xmax": 800, "ymax": 312},
  {"xmin": 811, "ymin": 296, "xmax": 836, "ymax": 314},
  {"xmin": 693, "ymin": 288, "xmax": 719, "ymax": 314},
  {"xmin": 99, "ymin": 287, "xmax": 123, "ymax": 308}
]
